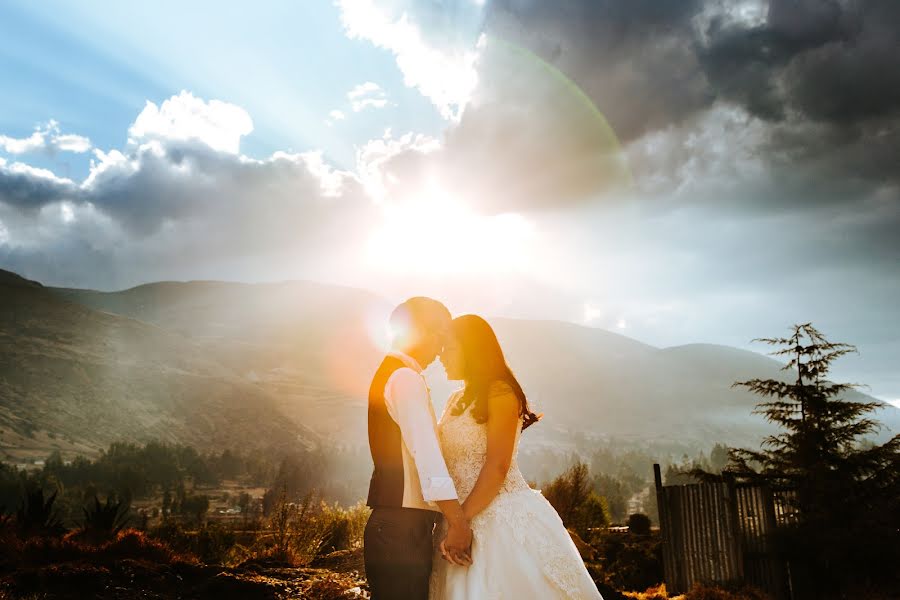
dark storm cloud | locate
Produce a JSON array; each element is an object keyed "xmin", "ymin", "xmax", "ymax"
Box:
[
  {"xmin": 700, "ymin": 0, "xmax": 900, "ymax": 124},
  {"xmin": 486, "ymin": 0, "xmax": 900, "ymax": 130},
  {"xmin": 484, "ymin": 0, "xmax": 711, "ymax": 143}
]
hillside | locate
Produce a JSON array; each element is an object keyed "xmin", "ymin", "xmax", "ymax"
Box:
[
  {"xmin": 3, "ymin": 268, "xmax": 897, "ymax": 463},
  {"xmin": 0, "ymin": 270, "xmax": 318, "ymax": 463}
]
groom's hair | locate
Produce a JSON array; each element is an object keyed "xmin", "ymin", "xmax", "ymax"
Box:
[{"xmin": 389, "ymin": 297, "xmax": 451, "ymax": 351}]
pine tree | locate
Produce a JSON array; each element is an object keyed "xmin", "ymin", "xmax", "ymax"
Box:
[{"xmin": 721, "ymin": 323, "xmax": 900, "ymax": 596}]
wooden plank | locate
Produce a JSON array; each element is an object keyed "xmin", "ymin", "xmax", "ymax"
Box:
[{"xmin": 671, "ymin": 486, "xmax": 686, "ymax": 593}]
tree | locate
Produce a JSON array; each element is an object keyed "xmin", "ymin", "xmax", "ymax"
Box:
[
  {"xmin": 709, "ymin": 443, "xmax": 729, "ymax": 473},
  {"xmin": 712, "ymin": 324, "xmax": 900, "ymax": 597},
  {"xmin": 543, "ymin": 462, "xmax": 610, "ymax": 540},
  {"xmin": 161, "ymin": 487, "xmax": 172, "ymax": 520},
  {"xmin": 180, "ymin": 494, "xmax": 210, "ymax": 525}
]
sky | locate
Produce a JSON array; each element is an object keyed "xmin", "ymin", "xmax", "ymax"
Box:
[{"xmin": 1, "ymin": 0, "xmax": 898, "ymax": 406}]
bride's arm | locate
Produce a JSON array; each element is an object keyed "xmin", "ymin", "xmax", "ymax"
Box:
[{"xmin": 461, "ymin": 384, "xmax": 519, "ymax": 521}]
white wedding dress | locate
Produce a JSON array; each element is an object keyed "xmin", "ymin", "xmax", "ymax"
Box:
[{"xmin": 429, "ymin": 384, "xmax": 603, "ymax": 599}]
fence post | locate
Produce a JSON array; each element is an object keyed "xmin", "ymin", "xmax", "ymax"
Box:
[{"xmin": 653, "ymin": 464, "xmax": 680, "ymax": 594}]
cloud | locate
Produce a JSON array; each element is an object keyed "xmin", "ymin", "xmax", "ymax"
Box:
[
  {"xmin": 0, "ymin": 159, "xmax": 77, "ymax": 213},
  {"xmin": 354, "ymin": 37, "xmax": 632, "ymax": 214},
  {"xmin": 484, "ymin": 0, "xmax": 710, "ymax": 143},
  {"xmin": 336, "ymin": 0, "xmax": 484, "ymax": 120},
  {"xmin": 0, "ymin": 131, "xmax": 45, "ymax": 155},
  {"xmin": 0, "ymin": 93, "xmax": 374, "ymax": 289},
  {"xmin": 696, "ymin": 0, "xmax": 900, "ymax": 125},
  {"xmin": 128, "ymin": 91, "xmax": 253, "ymax": 154},
  {"xmin": 347, "ymin": 82, "xmax": 389, "ymax": 112},
  {"xmin": 0, "ymin": 120, "xmax": 92, "ymax": 155},
  {"xmin": 481, "ymin": 0, "xmax": 900, "ymax": 196}
]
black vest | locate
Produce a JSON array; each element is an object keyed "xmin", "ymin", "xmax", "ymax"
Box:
[{"xmin": 366, "ymin": 356, "xmax": 407, "ymax": 508}]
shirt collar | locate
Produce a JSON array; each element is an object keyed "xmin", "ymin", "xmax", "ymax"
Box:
[{"xmin": 388, "ymin": 350, "xmax": 424, "ymax": 374}]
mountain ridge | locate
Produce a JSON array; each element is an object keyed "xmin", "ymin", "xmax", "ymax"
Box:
[{"xmin": 2, "ymin": 268, "xmax": 897, "ymax": 462}]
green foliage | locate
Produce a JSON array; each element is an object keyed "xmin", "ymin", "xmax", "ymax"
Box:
[
  {"xmin": 592, "ymin": 472, "xmax": 629, "ymax": 523},
  {"xmin": 542, "ymin": 462, "xmax": 610, "ymax": 540},
  {"xmin": 710, "ymin": 324, "xmax": 900, "ymax": 597}
]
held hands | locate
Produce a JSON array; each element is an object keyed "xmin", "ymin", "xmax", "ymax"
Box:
[{"xmin": 439, "ymin": 518, "xmax": 473, "ymax": 566}]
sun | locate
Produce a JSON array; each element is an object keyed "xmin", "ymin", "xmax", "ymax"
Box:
[{"xmin": 365, "ymin": 187, "xmax": 535, "ymax": 276}]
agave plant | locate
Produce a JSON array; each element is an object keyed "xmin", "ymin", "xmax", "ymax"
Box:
[
  {"xmin": 81, "ymin": 493, "xmax": 131, "ymax": 541},
  {"xmin": 16, "ymin": 485, "xmax": 66, "ymax": 538}
]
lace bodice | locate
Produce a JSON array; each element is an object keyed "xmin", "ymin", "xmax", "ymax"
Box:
[
  {"xmin": 431, "ymin": 383, "xmax": 605, "ymax": 599},
  {"xmin": 437, "ymin": 382, "xmax": 531, "ymax": 504}
]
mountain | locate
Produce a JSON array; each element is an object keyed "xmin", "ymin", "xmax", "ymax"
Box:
[
  {"xmin": 0, "ymin": 270, "xmax": 319, "ymax": 463},
  {"xmin": 50, "ymin": 278, "xmax": 392, "ymax": 445},
  {"xmin": 2, "ymin": 268, "xmax": 897, "ymax": 463}
]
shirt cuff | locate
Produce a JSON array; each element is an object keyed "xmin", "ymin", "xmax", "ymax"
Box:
[{"xmin": 421, "ymin": 476, "xmax": 458, "ymax": 502}]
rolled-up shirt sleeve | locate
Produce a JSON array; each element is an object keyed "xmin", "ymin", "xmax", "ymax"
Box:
[{"xmin": 386, "ymin": 368, "xmax": 458, "ymax": 502}]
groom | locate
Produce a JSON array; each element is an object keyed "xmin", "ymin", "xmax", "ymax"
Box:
[{"xmin": 364, "ymin": 297, "xmax": 472, "ymax": 600}]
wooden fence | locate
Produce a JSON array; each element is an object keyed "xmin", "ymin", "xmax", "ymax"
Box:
[{"xmin": 654, "ymin": 464, "xmax": 796, "ymax": 599}]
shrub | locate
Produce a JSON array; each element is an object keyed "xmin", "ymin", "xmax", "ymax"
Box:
[
  {"xmin": 627, "ymin": 513, "xmax": 652, "ymax": 536},
  {"xmin": 318, "ymin": 500, "xmax": 370, "ymax": 553},
  {"xmin": 683, "ymin": 582, "xmax": 771, "ymax": 600},
  {"xmin": 79, "ymin": 493, "xmax": 131, "ymax": 543},
  {"xmin": 592, "ymin": 530, "xmax": 663, "ymax": 593},
  {"xmin": 100, "ymin": 529, "xmax": 191, "ymax": 564},
  {"xmin": 196, "ymin": 522, "xmax": 237, "ymax": 565},
  {"xmin": 16, "ymin": 486, "xmax": 66, "ymax": 538}
]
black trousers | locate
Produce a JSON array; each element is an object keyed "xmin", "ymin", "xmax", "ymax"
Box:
[{"xmin": 364, "ymin": 506, "xmax": 440, "ymax": 600}]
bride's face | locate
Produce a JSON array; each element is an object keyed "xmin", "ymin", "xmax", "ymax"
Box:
[{"xmin": 439, "ymin": 335, "xmax": 465, "ymax": 381}]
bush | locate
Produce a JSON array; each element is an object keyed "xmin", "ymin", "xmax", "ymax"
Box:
[
  {"xmin": 318, "ymin": 500, "xmax": 369, "ymax": 553},
  {"xmin": 78, "ymin": 493, "xmax": 131, "ymax": 543},
  {"xmin": 591, "ymin": 530, "xmax": 663, "ymax": 593},
  {"xmin": 627, "ymin": 513, "xmax": 652, "ymax": 536},
  {"xmin": 196, "ymin": 522, "xmax": 237, "ymax": 565},
  {"xmin": 147, "ymin": 520, "xmax": 194, "ymax": 555},
  {"xmin": 16, "ymin": 486, "xmax": 66, "ymax": 538}
]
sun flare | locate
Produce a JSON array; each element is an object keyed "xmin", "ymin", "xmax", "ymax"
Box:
[{"xmin": 365, "ymin": 187, "xmax": 535, "ymax": 276}]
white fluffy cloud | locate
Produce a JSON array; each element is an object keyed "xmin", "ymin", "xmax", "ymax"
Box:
[
  {"xmin": 127, "ymin": 91, "xmax": 253, "ymax": 154},
  {"xmin": 0, "ymin": 120, "xmax": 92, "ymax": 155},
  {"xmin": 0, "ymin": 92, "xmax": 373, "ymax": 289},
  {"xmin": 336, "ymin": 0, "xmax": 484, "ymax": 120},
  {"xmin": 348, "ymin": 82, "xmax": 389, "ymax": 112}
]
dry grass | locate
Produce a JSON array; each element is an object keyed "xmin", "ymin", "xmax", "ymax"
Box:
[
  {"xmin": 624, "ymin": 583, "xmax": 673, "ymax": 599},
  {"xmin": 622, "ymin": 582, "xmax": 773, "ymax": 600}
]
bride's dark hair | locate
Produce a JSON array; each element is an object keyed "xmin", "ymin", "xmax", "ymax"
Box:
[{"xmin": 450, "ymin": 315, "xmax": 540, "ymax": 430}]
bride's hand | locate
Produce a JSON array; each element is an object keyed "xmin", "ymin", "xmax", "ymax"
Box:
[
  {"xmin": 440, "ymin": 521, "xmax": 473, "ymax": 566},
  {"xmin": 439, "ymin": 538, "xmax": 473, "ymax": 566}
]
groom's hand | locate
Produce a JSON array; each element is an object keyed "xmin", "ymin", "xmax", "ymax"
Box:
[{"xmin": 441, "ymin": 519, "xmax": 473, "ymax": 566}]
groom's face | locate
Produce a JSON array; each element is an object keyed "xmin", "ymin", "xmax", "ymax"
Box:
[{"xmin": 419, "ymin": 325, "xmax": 449, "ymax": 367}]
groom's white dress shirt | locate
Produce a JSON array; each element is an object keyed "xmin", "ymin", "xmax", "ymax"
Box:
[{"xmin": 383, "ymin": 350, "xmax": 458, "ymax": 511}]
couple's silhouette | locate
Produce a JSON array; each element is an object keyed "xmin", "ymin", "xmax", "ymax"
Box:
[{"xmin": 364, "ymin": 297, "xmax": 602, "ymax": 599}]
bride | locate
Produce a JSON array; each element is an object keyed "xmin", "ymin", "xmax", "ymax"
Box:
[{"xmin": 429, "ymin": 315, "xmax": 603, "ymax": 599}]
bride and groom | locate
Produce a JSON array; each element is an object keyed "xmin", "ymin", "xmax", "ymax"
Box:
[{"xmin": 364, "ymin": 297, "xmax": 603, "ymax": 599}]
